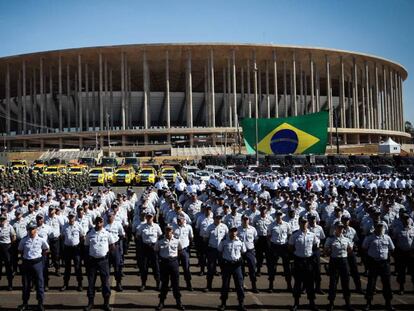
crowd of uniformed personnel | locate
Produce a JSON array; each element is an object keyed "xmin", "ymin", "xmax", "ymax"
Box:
[
  {"xmin": 0, "ymin": 169, "xmax": 413, "ymax": 311},
  {"xmin": 0, "ymin": 168, "xmax": 90, "ymax": 193}
]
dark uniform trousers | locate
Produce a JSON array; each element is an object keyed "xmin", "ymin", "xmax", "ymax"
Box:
[
  {"xmin": 365, "ymin": 257, "xmax": 392, "ymax": 302},
  {"xmin": 207, "ymin": 246, "xmax": 221, "ymax": 287},
  {"xmin": 242, "ymin": 249, "xmax": 257, "ymax": 285},
  {"xmin": 11, "ymin": 239, "xmax": 20, "ymax": 273},
  {"xmin": 87, "ymin": 256, "xmax": 111, "ymax": 301},
  {"xmin": 22, "ymin": 257, "xmax": 44, "ymax": 304},
  {"xmin": 48, "ymin": 237, "xmax": 60, "ymax": 270},
  {"xmin": 255, "ymin": 236, "xmax": 270, "ymax": 274},
  {"xmin": 220, "ymin": 259, "xmax": 244, "ymax": 303},
  {"xmin": 312, "ymin": 249, "xmax": 322, "ymax": 291},
  {"xmin": 328, "ymin": 257, "xmax": 350, "ymax": 302},
  {"xmin": 347, "ymin": 251, "xmax": 362, "ymax": 290},
  {"xmin": 134, "ymin": 237, "xmax": 143, "ymax": 274},
  {"xmin": 178, "ymin": 247, "xmax": 191, "ymax": 285},
  {"xmin": 195, "ymin": 235, "xmax": 207, "ymax": 273},
  {"xmin": 0, "ymin": 243, "xmax": 13, "ymax": 285},
  {"xmin": 159, "ymin": 257, "xmax": 181, "ymax": 301},
  {"xmin": 395, "ymin": 249, "xmax": 414, "ymax": 287},
  {"xmin": 268, "ymin": 243, "xmax": 291, "ymax": 285},
  {"xmin": 63, "ymin": 245, "xmax": 82, "ymax": 285},
  {"xmin": 108, "ymin": 242, "xmax": 122, "ymax": 282},
  {"xmin": 293, "ymin": 256, "xmax": 315, "ymax": 300},
  {"xmin": 140, "ymin": 242, "xmax": 160, "ymax": 285}
]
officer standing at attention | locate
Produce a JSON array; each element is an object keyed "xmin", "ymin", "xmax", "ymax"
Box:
[
  {"xmin": 84, "ymin": 216, "xmax": 115, "ymax": 311},
  {"xmin": 61, "ymin": 211, "xmax": 84, "ymax": 292},
  {"xmin": 362, "ymin": 222, "xmax": 395, "ymax": 311},
  {"xmin": 18, "ymin": 221, "xmax": 49, "ymax": 311},
  {"xmin": 217, "ymin": 226, "xmax": 247, "ymax": 311},
  {"xmin": 237, "ymin": 214, "xmax": 258, "ymax": 293},
  {"xmin": 288, "ymin": 217, "xmax": 319, "ymax": 311},
  {"xmin": 324, "ymin": 222, "xmax": 353, "ymax": 311},
  {"xmin": 155, "ymin": 224, "xmax": 185, "ymax": 311},
  {"xmin": 136, "ymin": 212, "xmax": 162, "ymax": 291},
  {"xmin": 0, "ymin": 214, "xmax": 16, "ymax": 290}
]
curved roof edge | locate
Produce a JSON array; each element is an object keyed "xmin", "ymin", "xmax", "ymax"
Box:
[{"xmin": 0, "ymin": 42, "xmax": 408, "ymax": 79}]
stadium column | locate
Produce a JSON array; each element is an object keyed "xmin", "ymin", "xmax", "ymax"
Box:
[
  {"xmin": 143, "ymin": 51, "xmax": 150, "ymax": 136},
  {"xmin": 247, "ymin": 58, "xmax": 251, "ymax": 118},
  {"xmin": 316, "ymin": 69, "xmax": 320, "ymax": 112},
  {"xmin": 78, "ymin": 54, "xmax": 84, "ymax": 148},
  {"xmin": 365, "ymin": 62, "xmax": 371, "ymax": 129},
  {"xmin": 241, "ymin": 67, "xmax": 244, "ymax": 118},
  {"xmin": 389, "ymin": 69, "xmax": 394, "ymax": 131},
  {"xmin": 210, "ymin": 49, "xmax": 216, "ymax": 145},
  {"xmin": 382, "ymin": 66, "xmax": 388, "ymax": 130},
  {"xmin": 326, "ymin": 55, "xmax": 332, "ymax": 146},
  {"xmin": 121, "ymin": 52, "xmax": 126, "ymax": 131},
  {"xmin": 310, "ymin": 54, "xmax": 315, "ymax": 113},
  {"xmin": 58, "ymin": 57, "xmax": 63, "ymax": 140},
  {"xmin": 5, "ymin": 63, "xmax": 10, "ymax": 139},
  {"xmin": 40, "ymin": 58, "xmax": 45, "ymax": 134},
  {"xmin": 232, "ymin": 50, "xmax": 238, "ymax": 127},
  {"xmin": 99, "ymin": 52, "xmax": 104, "ymax": 147},
  {"xmin": 394, "ymin": 72, "xmax": 399, "ymax": 132},
  {"xmin": 299, "ymin": 62, "xmax": 303, "ymax": 115},
  {"xmin": 85, "ymin": 63, "xmax": 89, "ymax": 132},
  {"xmin": 273, "ymin": 50, "xmax": 278, "ymax": 118},
  {"xmin": 227, "ymin": 58, "xmax": 232, "ymax": 127},
  {"xmin": 49, "ymin": 67, "xmax": 53, "ymax": 131},
  {"xmin": 352, "ymin": 58, "xmax": 359, "ymax": 131},
  {"xmin": 283, "ymin": 60, "xmax": 287, "ymax": 117},
  {"xmin": 166, "ymin": 50, "xmax": 171, "ymax": 143},
  {"xmin": 66, "ymin": 64, "xmax": 71, "ymax": 132},
  {"xmin": 104, "ymin": 58, "xmax": 109, "ymax": 131},
  {"xmin": 340, "ymin": 56, "xmax": 346, "ymax": 128},
  {"xmin": 186, "ymin": 50, "xmax": 194, "ymax": 146},
  {"xmin": 374, "ymin": 63, "xmax": 380, "ymax": 130},
  {"xmin": 22, "ymin": 61, "xmax": 27, "ymax": 148},
  {"xmin": 292, "ymin": 51, "xmax": 297, "ymax": 116},
  {"xmin": 265, "ymin": 60, "xmax": 270, "ymax": 118},
  {"xmin": 399, "ymin": 74, "xmax": 404, "ymax": 132}
]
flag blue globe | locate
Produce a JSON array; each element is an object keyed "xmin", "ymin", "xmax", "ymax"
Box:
[{"xmin": 270, "ymin": 129, "xmax": 299, "ymax": 154}]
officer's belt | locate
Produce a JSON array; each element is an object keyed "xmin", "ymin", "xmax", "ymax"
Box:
[
  {"xmin": 223, "ymin": 258, "xmax": 242, "ymax": 265},
  {"xmin": 160, "ymin": 256, "xmax": 178, "ymax": 261},
  {"xmin": 23, "ymin": 257, "xmax": 42, "ymax": 264},
  {"xmin": 90, "ymin": 255, "xmax": 108, "ymax": 260}
]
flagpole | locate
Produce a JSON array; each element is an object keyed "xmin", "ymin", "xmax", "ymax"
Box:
[{"xmin": 253, "ymin": 52, "xmax": 259, "ymax": 166}]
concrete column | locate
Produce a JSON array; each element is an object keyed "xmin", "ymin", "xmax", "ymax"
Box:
[
  {"xmin": 374, "ymin": 63, "xmax": 380, "ymax": 129},
  {"xmin": 76, "ymin": 54, "xmax": 82, "ymax": 132},
  {"xmin": 265, "ymin": 60, "xmax": 270, "ymax": 118},
  {"xmin": 382, "ymin": 66, "xmax": 388, "ymax": 130},
  {"xmin": 17, "ymin": 71, "xmax": 22, "ymax": 134},
  {"xmin": 205, "ymin": 63, "xmax": 210, "ymax": 126},
  {"xmin": 394, "ymin": 72, "xmax": 399, "ymax": 132},
  {"xmin": 326, "ymin": 55, "xmax": 332, "ymax": 130},
  {"xmin": 165, "ymin": 50, "xmax": 171, "ymax": 128},
  {"xmin": 299, "ymin": 62, "xmax": 303, "ymax": 115},
  {"xmin": 210, "ymin": 50, "xmax": 215, "ymax": 127},
  {"xmin": 340, "ymin": 56, "xmax": 346, "ymax": 128},
  {"xmin": 22, "ymin": 61, "xmax": 27, "ymax": 134},
  {"xmin": 121, "ymin": 52, "xmax": 126, "ymax": 130},
  {"xmin": 365, "ymin": 62, "xmax": 371, "ymax": 129},
  {"xmin": 66, "ymin": 64, "xmax": 71, "ymax": 130},
  {"xmin": 223, "ymin": 67, "xmax": 228, "ymax": 126},
  {"xmin": 58, "ymin": 57, "xmax": 62, "ymax": 132},
  {"xmin": 109, "ymin": 69, "xmax": 113, "ymax": 129},
  {"xmin": 253, "ymin": 51, "xmax": 258, "ymax": 120},
  {"xmin": 283, "ymin": 60, "xmax": 287, "ymax": 117},
  {"xmin": 389, "ymin": 69, "xmax": 395, "ymax": 131},
  {"xmin": 232, "ymin": 50, "xmax": 238, "ymax": 127},
  {"xmin": 241, "ymin": 67, "xmax": 245, "ymax": 118},
  {"xmin": 143, "ymin": 51, "xmax": 150, "ymax": 129},
  {"xmin": 39, "ymin": 58, "xmax": 44, "ymax": 132},
  {"xmin": 49, "ymin": 67, "xmax": 53, "ymax": 130},
  {"xmin": 85, "ymin": 63, "xmax": 89, "ymax": 130},
  {"xmin": 361, "ymin": 69, "xmax": 366, "ymax": 129},
  {"xmin": 92, "ymin": 71, "xmax": 95, "ymax": 129},
  {"xmin": 310, "ymin": 54, "xmax": 315, "ymax": 113},
  {"xmin": 352, "ymin": 58, "xmax": 359, "ymax": 128},
  {"xmin": 228, "ymin": 58, "xmax": 233, "ymax": 126},
  {"xmin": 186, "ymin": 51, "xmax": 193, "ymax": 128},
  {"xmin": 292, "ymin": 52, "xmax": 297, "ymax": 116},
  {"xmin": 99, "ymin": 52, "xmax": 104, "ymax": 134},
  {"xmin": 316, "ymin": 70, "xmax": 320, "ymax": 112},
  {"xmin": 399, "ymin": 75, "xmax": 404, "ymax": 132},
  {"xmin": 273, "ymin": 50, "xmax": 278, "ymax": 117},
  {"xmin": 247, "ymin": 59, "xmax": 251, "ymax": 118}
]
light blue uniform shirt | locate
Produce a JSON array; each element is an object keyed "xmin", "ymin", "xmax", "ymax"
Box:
[
  {"xmin": 205, "ymin": 223, "xmax": 228, "ymax": 249},
  {"xmin": 253, "ymin": 214, "xmax": 273, "ymax": 237},
  {"xmin": 223, "ymin": 213, "xmax": 242, "ymax": 229},
  {"xmin": 237, "ymin": 225, "xmax": 258, "ymax": 250},
  {"xmin": 11, "ymin": 218, "xmax": 27, "ymax": 240},
  {"xmin": 45, "ymin": 215, "xmax": 61, "ymax": 239},
  {"xmin": 85, "ymin": 228, "xmax": 115, "ymax": 258},
  {"xmin": 218, "ymin": 237, "xmax": 246, "ymax": 261},
  {"xmin": 0, "ymin": 223, "xmax": 15, "ymax": 244},
  {"xmin": 62, "ymin": 222, "xmax": 84, "ymax": 247},
  {"xmin": 362, "ymin": 233, "xmax": 395, "ymax": 260},
  {"xmin": 172, "ymin": 223, "xmax": 193, "ymax": 249},
  {"xmin": 137, "ymin": 222, "xmax": 162, "ymax": 245},
  {"xmin": 155, "ymin": 236, "xmax": 182, "ymax": 259},
  {"xmin": 268, "ymin": 221, "xmax": 292, "ymax": 245},
  {"xmin": 105, "ymin": 222, "xmax": 125, "ymax": 244},
  {"xmin": 324, "ymin": 235, "xmax": 351, "ymax": 258},
  {"xmin": 18, "ymin": 234, "xmax": 49, "ymax": 260},
  {"xmin": 288, "ymin": 230, "xmax": 319, "ymax": 258}
]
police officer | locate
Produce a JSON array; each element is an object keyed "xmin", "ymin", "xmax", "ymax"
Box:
[
  {"xmin": 173, "ymin": 214, "xmax": 194, "ymax": 291},
  {"xmin": 288, "ymin": 217, "xmax": 319, "ymax": 311},
  {"xmin": 252, "ymin": 205, "xmax": 273, "ymax": 276},
  {"xmin": 45, "ymin": 205, "xmax": 62, "ymax": 276},
  {"xmin": 11, "ymin": 208, "xmax": 27, "ymax": 274},
  {"xmin": 324, "ymin": 222, "xmax": 353, "ymax": 311},
  {"xmin": 0, "ymin": 214, "xmax": 16, "ymax": 290},
  {"xmin": 105, "ymin": 210, "xmax": 125, "ymax": 292},
  {"xmin": 204, "ymin": 213, "xmax": 228, "ymax": 292},
  {"xmin": 18, "ymin": 221, "xmax": 49, "ymax": 311},
  {"xmin": 238, "ymin": 214, "xmax": 258, "ymax": 292},
  {"xmin": 84, "ymin": 216, "xmax": 115, "ymax": 311},
  {"xmin": 362, "ymin": 222, "xmax": 395, "ymax": 311},
  {"xmin": 155, "ymin": 224, "xmax": 185, "ymax": 311},
  {"xmin": 217, "ymin": 226, "xmax": 247, "ymax": 311},
  {"xmin": 61, "ymin": 211, "xmax": 84, "ymax": 292},
  {"xmin": 267, "ymin": 210, "xmax": 292, "ymax": 292},
  {"xmin": 136, "ymin": 212, "xmax": 162, "ymax": 291}
]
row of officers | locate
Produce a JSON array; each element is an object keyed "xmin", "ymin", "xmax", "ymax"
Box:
[{"xmin": 0, "ymin": 203, "xmax": 411, "ymax": 311}]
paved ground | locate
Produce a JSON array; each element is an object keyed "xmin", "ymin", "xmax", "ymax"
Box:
[{"xmin": 0, "ymin": 186, "xmax": 413, "ymax": 310}]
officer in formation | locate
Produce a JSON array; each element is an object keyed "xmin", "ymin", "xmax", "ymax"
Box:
[{"xmin": 1, "ymin": 165, "xmax": 414, "ymax": 310}]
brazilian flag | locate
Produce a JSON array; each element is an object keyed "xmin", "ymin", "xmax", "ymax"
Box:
[{"xmin": 240, "ymin": 111, "xmax": 328, "ymax": 155}]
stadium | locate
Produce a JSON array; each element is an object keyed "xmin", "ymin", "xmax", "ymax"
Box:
[{"xmin": 0, "ymin": 43, "xmax": 410, "ymax": 155}]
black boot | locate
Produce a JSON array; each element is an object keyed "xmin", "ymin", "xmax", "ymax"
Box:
[
  {"xmin": 103, "ymin": 296, "xmax": 112, "ymax": 311},
  {"xmin": 268, "ymin": 279, "xmax": 274, "ymax": 293},
  {"xmin": 204, "ymin": 278, "xmax": 212, "ymax": 292},
  {"xmin": 364, "ymin": 300, "xmax": 371, "ymax": 311},
  {"xmin": 155, "ymin": 280, "xmax": 161, "ymax": 291},
  {"xmin": 186, "ymin": 281, "xmax": 193, "ymax": 291},
  {"xmin": 156, "ymin": 300, "xmax": 165, "ymax": 311},
  {"xmin": 61, "ymin": 283, "xmax": 68, "ymax": 292},
  {"xmin": 327, "ymin": 302, "xmax": 334, "ymax": 311},
  {"xmin": 139, "ymin": 283, "xmax": 146, "ymax": 292},
  {"xmin": 37, "ymin": 303, "xmax": 45, "ymax": 311},
  {"xmin": 309, "ymin": 300, "xmax": 319, "ymax": 311},
  {"xmin": 238, "ymin": 301, "xmax": 247, "ymax": 311},
  {"xmin": 344, "ymin": 297, "xmax": 354, "ymax": 311},
  {"xmin": 84, "ymin": 299, "xmax": 93, "ymax": 311},
  {"xmin": 18, "ymin": 304, "xmax": 28, "ymax": 311},
  {"xmin": 115, "ymin": 281, "xmax": 123, "ymax": 292},
  {"xmin": 176, "ymin": 299, "xmax": 185, "ymax": 310},
  {"xmin": 398, "ymin": 284, "xmax": 404, "ymax": 295},
  {"xmin": 7, "ymin": 279, "xmax": 12, "ymax": 291},
  {"xmin": 217, "ymin": 300, "xmax": 226, "ymax": 311},
  {"xmin": 385, "ymin": 300, "xmax": 395, "ymax": 311},
  {"xmin": 77, "ymin": 282, "xmax": 83, "ymax": 292},
  {"xmin": 291, "ymin": 298, "xmax": 299, "ymax": 311},
  {"xmin": 251, "ymin": 281, "xmax": 259, "ymax": 293}
]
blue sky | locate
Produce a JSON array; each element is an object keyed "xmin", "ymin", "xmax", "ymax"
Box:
[{"xmin": 0, "ymin": 0, "xmax": 413, "ymax": 123}]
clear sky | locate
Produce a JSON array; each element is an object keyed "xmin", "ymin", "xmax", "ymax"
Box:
[{"xmin": 0, "ymin": 0, "xmax": 413, "ymax": 123}]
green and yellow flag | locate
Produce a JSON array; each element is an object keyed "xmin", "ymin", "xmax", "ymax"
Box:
[{"xmin": 240, "ymin": 111, "xmax": 328, "ymax": 155}]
